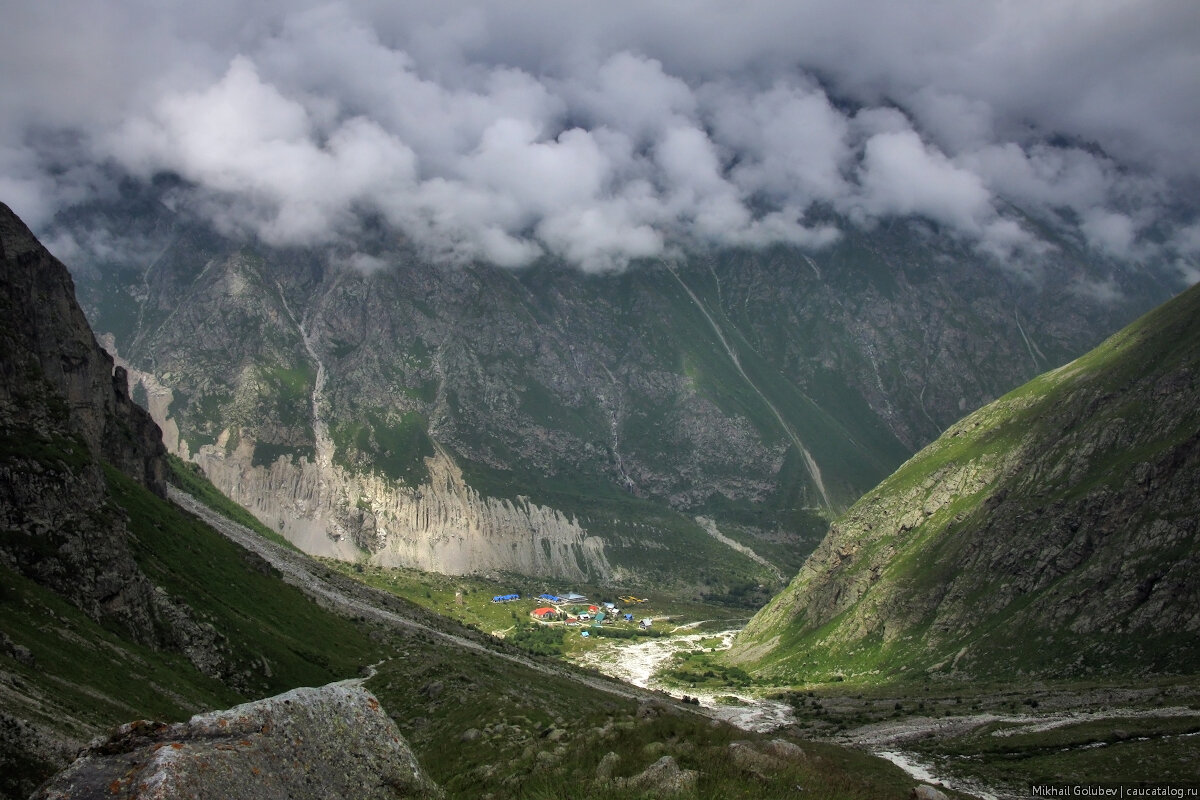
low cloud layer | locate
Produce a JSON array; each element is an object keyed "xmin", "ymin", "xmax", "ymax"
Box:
[{"xmin": 2, "ymin": 1, "xmax": 1198, "ymax": 271}]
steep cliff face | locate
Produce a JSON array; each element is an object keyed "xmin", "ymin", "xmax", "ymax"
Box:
[
  {"xmin": 0, "ymin": 203, "xmax": 191, "ymax": 645},
  {"xmin": 733, "ymin": 283, "xmax": 1200, "ymax": 682},
  {"xmin": 59, "ymin": 187, "xmax": 1181, "ymax": 584},
  {"xmin": 193, "ymin": 438, "xmax": 611, "ymax": 580},
  {"xmin": 33, "ymin": 683, "xmax": 441, "ymax": 800},
  {"xmin": 0, "ymin": 204, "xmax": 166, "ymax": 494}
]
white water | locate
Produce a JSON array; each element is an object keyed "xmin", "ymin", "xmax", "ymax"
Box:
[{"xmin": 569, "ymin": 628, "xmax": 795, "ymax": 733}]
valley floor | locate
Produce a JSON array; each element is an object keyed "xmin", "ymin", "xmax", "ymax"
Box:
[
  {"xmin": 558, "ymin": 608, "xmax": 1200, "ymax": 798},
  {"xmin": 166, "ymin": 486, "xmax": 927, "ymax": 799},
  {"xmin": 172, "ymin": 485, "xmax": 1200, "ymax": 799}
]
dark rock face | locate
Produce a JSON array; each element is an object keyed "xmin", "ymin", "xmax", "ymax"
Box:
[
  {"xmin": 0, "ymin": 202, "xmax": 213, "ymax": 654},
  {"xmin": 32, "ymin": 683, "xmax": 442, "ymax": 800},
  {"xmin": 0, "ymin": 203, "xmax": 166, "ymax": 495}
]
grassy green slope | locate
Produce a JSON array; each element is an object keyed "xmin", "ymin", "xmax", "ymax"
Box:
[
  {"xmin": 0, "ymin": 466, "xmax": 378, "ymax": 797},
  {"xmin": 1, "ymin": 460, "xmax": 930, "ymax": 800},
  {"xmin": 732, "ymin": 282, "xmax": 1200, "ymax": 684}
]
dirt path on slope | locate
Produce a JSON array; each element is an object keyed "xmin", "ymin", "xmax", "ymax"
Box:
[{"xmin": 169, "ymin": 487, "xmax": 674, "ymax": 707}]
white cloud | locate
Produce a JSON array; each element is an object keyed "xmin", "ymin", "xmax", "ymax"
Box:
[
  {"xmin": 1080, "ymin": 208, "xmax": 1137, "ymax": 257},
  {"xmin": 1, "ymin": 0, "xmax": 1196, "ymax": 270},
  {"xmin": 707, "ymin": 79, "xmax": 852, "ymax": 205},
  {"xmin": 856, "ymin": 130, "xmax": 993, "ymax": 233}
]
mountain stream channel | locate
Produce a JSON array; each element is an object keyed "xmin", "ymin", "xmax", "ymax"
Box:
[
  {"xmin": 566, "ymin": 627, "xmax": 999, "ymax": 795},
  {"xmin": 567, "ymin": 625, "xmax": 1200, "ymax": 800}
]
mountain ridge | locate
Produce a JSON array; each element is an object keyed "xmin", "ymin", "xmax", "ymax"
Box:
[
  {"xmin": 54, "ymin": 182, "xmax": 1185, "ymax": 590},
  {"xmin": 731, "ymin": 281, "xmax": 1200, "ymax": 682}
]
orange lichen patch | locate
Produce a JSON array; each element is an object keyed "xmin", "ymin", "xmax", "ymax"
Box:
[
  {"xmin": 367, "ymin": 698, "xmax": 380, "ymax": 711},
  {"xmin": 108, "ymin": 779, "xmax": 123, "ymax": 794},
  {"xmin": 238, "ymin": 739, "xmax": 253, "ymax": 747},
  {"xmin": 169, "ymin": 743, "xmax": 183, "ymax": 750},
  {"xmin": 217, "ymin": 719, "xmax": 228, "ymax": 728},
  {"xmin": 251, "ymin": 767, "xmax": 261, "ymax": 776}
]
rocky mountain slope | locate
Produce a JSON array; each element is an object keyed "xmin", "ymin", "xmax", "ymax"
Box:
[
  {"xmin": 0, "ymin": 204, "xmax": 929, "ymax": 800},
  {"xmin": 731, "ymin": 282, "xmax": 1200, "ymax": 682},
  {"xmin": 0, "ymin": 201, "xmax": 211, "ymax": 657},
  {"xmin": 1, "ymin": 201, "xmax": 386, "ymax": 796},
  {"xmin": 55, "ymin": 182, "xmax": 1182, "ymax": 591}
]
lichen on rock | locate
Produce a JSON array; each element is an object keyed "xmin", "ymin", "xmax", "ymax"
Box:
[{"xmin": 33, "ymin": 682, "xmax": 441, "ymax": 799}]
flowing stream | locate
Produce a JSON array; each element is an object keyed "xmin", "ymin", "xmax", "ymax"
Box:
[{"xmin": 569, "ymin": 627, "xmax": 795, "ymax": 733}]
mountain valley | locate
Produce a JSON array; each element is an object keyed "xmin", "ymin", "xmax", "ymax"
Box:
[
  {"xmin": 1, "ymin": 201, "xmax": 933, "ymax": 799},
  {"xmin": 54, "ymin": 183, "xmax": 1184, "ymax": 600},
  {"xmin": 4, "ymin": 4, "xmax": 1200, "ymax": 798}
]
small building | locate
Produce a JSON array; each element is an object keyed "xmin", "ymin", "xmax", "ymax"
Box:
[
  {"xmin": 539, "ymin": 593, "xmax": 564, "ymax": 604},
  {"xmin": 532, "ymin": 607, "xmax": 556, "ymax": 619},
  {"xmin": 565, "ymin": 592, "xmax": 587, "ymax": 603},
  {"xmin": 623, "ymin": 613, "xmax": 634, "ymax": 622},
  {"xmin": 491, "ymin": 593, "xmax": 520, "ymax": 603},
  {"xmin": 639, "ymin": 618, "xmax": 652, "ymax": 629}
]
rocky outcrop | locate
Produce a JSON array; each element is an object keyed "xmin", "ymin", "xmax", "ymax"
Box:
[
  {"xmin": 192, "ymin": 438, "xmax": 611, "ymax": 580},
  {"xmin": 612, "ymin": 755, "xmax": 698, "ymax": 797},
  {"xmin": 0, "ymin": 203, "xmax": 166, "ymax": 496},
  {"xmin": 32, "ymin": 682, "xmax": 442, "ymax": 800},
  {"xmin": 0, "ymin": 203, "xmax": 210, "ymax": 651},
  {"xmin": 734, "ymin": 282, "xmax": 1200, "ymax": 680}
]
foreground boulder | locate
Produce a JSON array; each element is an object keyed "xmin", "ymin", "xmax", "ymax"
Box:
[{"xmin": 33, "ymin": 683, "xmax": 441, "ymax": 799}]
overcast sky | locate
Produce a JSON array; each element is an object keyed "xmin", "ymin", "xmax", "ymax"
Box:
[{"xmin": 2, "ymin": 0, "xmax": 1198, "ymax": 271}]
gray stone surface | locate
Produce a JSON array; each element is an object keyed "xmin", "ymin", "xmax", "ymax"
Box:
[{"xmin": 33, "ymin": 683, "xmax": 441, "ymax": 799}]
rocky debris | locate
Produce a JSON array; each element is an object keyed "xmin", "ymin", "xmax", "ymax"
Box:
[
  {"xmin": 728, "ymin": 739, "xmax": 790, "ymax": 776},
  {"xmin": 636, "ymin": 698, "xmax": 676, "ymax": 719},
  {"xmin": 613, "ymin": 755, "xmax": 698, "ymax": 797},
  {"xmin": 764, "ymin": 738, "xmax": 806, "ymax": 760},
  {"xmin": 594, "ymin": 751, "xmax": 620, "ymax": 783},
  {"xmin": 0, "ymin": 711, "xmax": 81, "ymax": 800},
  {"xmin": 32, "ymin": 683, "xmax": 442, "ymax": 800},
  {"xmin": 0, "ymin": 630, "xmax": 34, "ymax": 666},
  {"xmin": 912, "ymin": 785, "xmax": 950, "ymax": 800}
]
